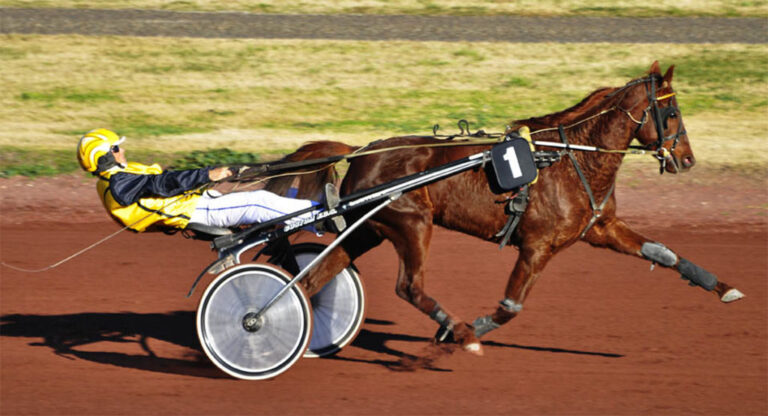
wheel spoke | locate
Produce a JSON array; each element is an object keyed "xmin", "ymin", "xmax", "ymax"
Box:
[{"xmin": 197, "ymin": 265, "xmax": 311, "ymax": 380}]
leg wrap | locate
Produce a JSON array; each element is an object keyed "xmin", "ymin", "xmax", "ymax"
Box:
[
  {"xmin": 500, "ymin": 298, "xmax": 523, "ymax": 313},
  {"xmin": 678, "ymin": 258, "xmax": 718, "ymax": 291},
  {"xmin": 473, "ymin": 315, "xmax": 500, "ymax": 337},
  {"xmin": 641, "ymin": 242, "xmax": 678, "ymax": 267},
  {"xmin": 429, "ymin": 304, "xmax": 451, "ymax": 327}
]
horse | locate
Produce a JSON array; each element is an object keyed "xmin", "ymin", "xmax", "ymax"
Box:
[{"xmin": 265, "ymin": 61, "xmax": 744, "ymax": 355}]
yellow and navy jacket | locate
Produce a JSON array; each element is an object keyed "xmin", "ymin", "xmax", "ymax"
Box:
[{"xmin": 96, "ymin": 162, "xmax": 210, "ymax": 232}]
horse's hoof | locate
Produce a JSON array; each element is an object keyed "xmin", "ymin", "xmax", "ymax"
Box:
[
  {"xmin": 463, "ymin": 342, "xmax": 484, "ymax": 356},
  {"xmin": 453, "ymin": 322, "xmax": 483, "ymax": 355},
  {"xmin": 433, "ymin": 325, "xmax": 455, "ymax": 344},
  {"xmin": 721, "ymin": 288, "xmax": 745, "ymax": 303}
]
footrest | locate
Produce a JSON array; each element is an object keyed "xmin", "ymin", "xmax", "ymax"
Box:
[{"xmin": 185, "ymin": 223, "xmax": 234, "ymax": 240}]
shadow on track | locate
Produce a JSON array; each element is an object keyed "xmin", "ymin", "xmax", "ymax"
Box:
[
  {"xmin": 328, "ymin": 318, "xmax": 623, "ymax": 371},
  {"xmin": 1, "ymin": 313, "xmax": 622, "ymax": 377},
  {"xmin": 0, "ymin": 311, "xmax": 227, "ymax": 379}
]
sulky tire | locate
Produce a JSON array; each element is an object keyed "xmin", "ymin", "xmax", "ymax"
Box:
[{"xmin": 197, "ymin": 264, "xmax": 312, "ymax": 380}]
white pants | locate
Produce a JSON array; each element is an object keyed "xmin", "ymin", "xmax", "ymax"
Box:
[{"xmin": 189, "ymin": 190, "xmax": 318, "ymax": 228}]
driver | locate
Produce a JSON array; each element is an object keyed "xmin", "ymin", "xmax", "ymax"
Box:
[{"xmin": 77, "ymin": 128, "xmax": 338, "ymax": 233}]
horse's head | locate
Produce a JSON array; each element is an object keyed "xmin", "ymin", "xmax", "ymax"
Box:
[{"xmin": 621, "ymin": 62, "xmax": 695, "ymax": 174}]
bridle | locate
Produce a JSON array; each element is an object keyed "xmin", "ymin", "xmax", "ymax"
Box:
[{"xmin": 612, "ymin": 74, "xmax": 687, "ymax": 174}]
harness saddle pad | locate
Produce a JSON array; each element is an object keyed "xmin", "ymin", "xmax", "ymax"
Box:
[{"xmin": 490, "ymin": 138, "xmax": 538, "ymax": 191}]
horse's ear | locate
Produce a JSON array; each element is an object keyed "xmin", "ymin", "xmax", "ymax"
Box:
[
  {"xmin": 663, "ymin": 65, "xmax": 675, "ymax": 83},
  {"xmin": 649, "ymin": 60, "xmax": 661, "ymax": 75}
]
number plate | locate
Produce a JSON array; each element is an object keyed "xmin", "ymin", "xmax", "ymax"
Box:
[{"xmin": 490, "ymin": 139, "xmax": 538, "ymax": 191}]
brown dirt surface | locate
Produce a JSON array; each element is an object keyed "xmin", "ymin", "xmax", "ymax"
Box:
[{"xmin": 1, "ymin": 171, "xmax": 766, "ymax": 415}]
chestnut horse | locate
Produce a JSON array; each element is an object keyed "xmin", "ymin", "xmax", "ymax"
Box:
[{"xmin": 267, "ymin": 62, "xmax": 744, "ymax": 354}]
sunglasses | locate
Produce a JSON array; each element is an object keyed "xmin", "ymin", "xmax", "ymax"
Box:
[{"xmin": 111, "ymin": 145, "xmax": 120, "ymax": 153}]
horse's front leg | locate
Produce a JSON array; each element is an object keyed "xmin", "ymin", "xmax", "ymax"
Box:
[
  {"xmin": 473, "ymin": 243, "xmax": 555, "ymax": 338},
  {"xmin": 584, "ymin": 217, "xmax": 744, "ymax": 303}
]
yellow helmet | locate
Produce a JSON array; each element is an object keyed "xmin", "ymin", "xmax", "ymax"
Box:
[{"xmin": 77, "ymin": 129, "xmax": 124, "ymax": 173}]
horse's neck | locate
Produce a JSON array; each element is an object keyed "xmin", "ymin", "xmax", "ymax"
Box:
[
  {"xmin": 554, "ymin": 105, "xmax": 636, "ymax": 193},
  {"xmin": 588, "ymin": 107, "xmax": 635, "ymax": 149},
  {"xmin": 548, "ymin": 84, "xmax": 643, "ymax": 149}
]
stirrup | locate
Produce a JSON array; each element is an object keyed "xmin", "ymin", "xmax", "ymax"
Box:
[
  {"xmin": 324, "ymin": 183, "xmax": 341, "ymax": 210},
  {"xmin": 183, "ymin": 222, "xmax": 233, "ymax": 241}
]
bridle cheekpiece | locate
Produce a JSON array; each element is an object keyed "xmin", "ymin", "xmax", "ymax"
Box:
[{"xmin": 616, "ymin": 74, "xmax": 687, "ymax": 174}]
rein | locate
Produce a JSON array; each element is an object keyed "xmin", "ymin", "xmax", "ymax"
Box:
[
  {"xmin": 3, "ymin": 76, "xmax": 684, "ymax": 271},
  {"xmin": 231, "ymin": 112, "xmax": 651, "ymax": 185},
  {"xmin": 232, "ymin": 77, "xmax": 681, "ymax": 239},
  {"xmin": 0, "ymin": 185, "xmax": 213, "ymax": 273},
  {"xmin": 235, "ymin": 73, "xmax": 683, "ymax": 183}
]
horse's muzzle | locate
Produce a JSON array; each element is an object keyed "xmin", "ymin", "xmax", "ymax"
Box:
[
  {"xmin": 681, "ymin": 154, "xmax": 696, "ymax": 169},
  {"xmin": 668, "ymin": 152, "xmax": 695, "ymax": 174}
]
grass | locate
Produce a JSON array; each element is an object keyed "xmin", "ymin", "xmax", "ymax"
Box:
[
  {"xmin": 19, "ymin": 87, "xmax": 123, "ymax": 104},
  {"xmin": 1, "ymin": 0, "xmax": 767, "ymax": 17},
  {"xmin": 0, "ymin": 146, "xmax": 267, "ymax": 177},
  {"xmin": 0, "ymin": 34, "xmax": 766, "ymax": 178}
]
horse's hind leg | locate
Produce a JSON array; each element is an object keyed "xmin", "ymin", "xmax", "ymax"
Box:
[
  {"xmin": 303, "ymin": 224, "xmax": 383, "ymax": 297},
  {"xmin": 584, "ymin": 217, "xmax": 744, "ymax": 303},
  {"xmin": 378, "ymin": 213, "xmax": 483, "ymax": 355}
]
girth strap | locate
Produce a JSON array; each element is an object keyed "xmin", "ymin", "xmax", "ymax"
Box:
[
  {"xmin": 558, "ymin": 125, "xmax": 616, "ymax": 238},
  {"xmin": 494, "ymin": 185, "xmax": 529, "ymax": 249}
]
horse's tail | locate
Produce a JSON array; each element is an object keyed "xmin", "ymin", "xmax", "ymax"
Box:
[{"xmin": 263, "ymin": 140, "xmax": 360, "ymax": 200}]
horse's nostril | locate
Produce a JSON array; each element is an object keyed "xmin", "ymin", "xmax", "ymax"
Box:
[{"xmin": 682, "ymin": 155, "xmax": 695, "ymax": 168}]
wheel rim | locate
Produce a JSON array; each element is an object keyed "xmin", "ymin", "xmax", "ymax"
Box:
[
  {"xmin": 292, "ymin": 245, "xmax": 365, "ymax": 358},
  {"xmin": 197, "ymin": 265, "xmax": 311, "ymax": 380}
]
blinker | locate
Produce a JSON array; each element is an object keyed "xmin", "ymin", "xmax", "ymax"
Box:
[{"xmin": 659, "ymin": 106, "xmax": 678, "ymax": 129}]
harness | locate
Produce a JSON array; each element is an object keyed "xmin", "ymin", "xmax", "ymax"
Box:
[
  {"xmin": 493, "ymin": 185, "xmax": 530, "ymax": 247},
  {"xmin": 558, "ymin": 124, "xmax": 616, "ymax": 238},
  {"xmin": 494, "ymin": 74, "xmax": 684, "ymax": 241}
]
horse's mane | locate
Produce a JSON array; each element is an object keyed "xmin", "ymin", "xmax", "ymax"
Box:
[
  {"xmin": 511, "ymin": 86, "xmax": 617, "ymax": 130},
  {"xmin": 513, "ymin": 70, "xmax": 667, "ymax": 132}
]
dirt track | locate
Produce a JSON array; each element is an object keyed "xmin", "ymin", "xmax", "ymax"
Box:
[
  {"xmin": 2, "ymin": 6, "xmax": 767, "ymax": 414},
  {"xmin": 1, "ymin": 173, "xmax": 766, "ymax": 415}
]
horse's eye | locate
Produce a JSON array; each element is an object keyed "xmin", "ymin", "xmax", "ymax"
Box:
[{"xmin": 669, "ymin": 113, "xmax": 677, "ymax": 118}]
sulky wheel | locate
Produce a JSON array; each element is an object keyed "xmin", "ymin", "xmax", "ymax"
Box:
[
  {"xmin": 258, "ymin": 242, "xmax": 366, "ymax": 358},
  {"xmin": 287, "ymin": 243, "xmax": 366, "ymax": 358},
  {"xmin": 196, "ymin": 264, "xmax": 312, "ymax": 380}
]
